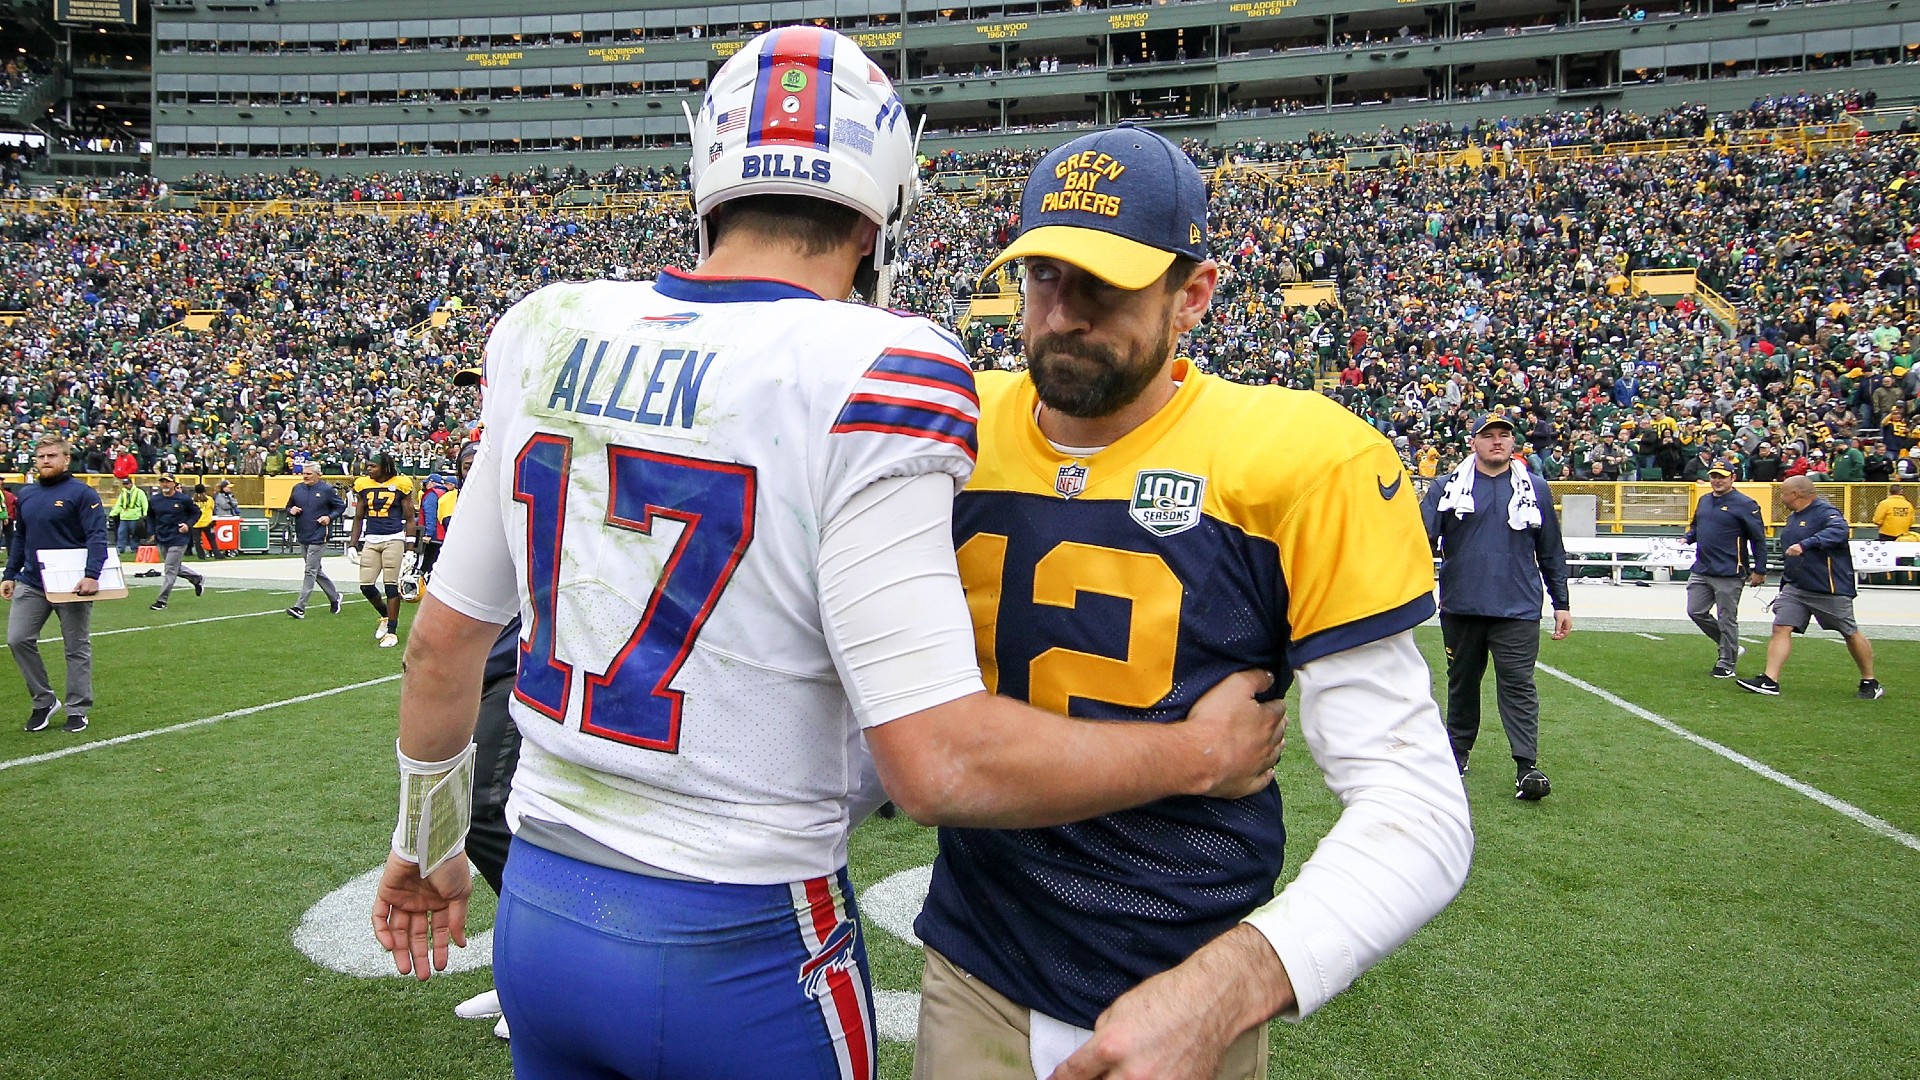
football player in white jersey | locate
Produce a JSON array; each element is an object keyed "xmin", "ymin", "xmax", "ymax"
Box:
[{"xmin": 370, "ymin": 27, "xmax": 1284, "ymax": 1080}]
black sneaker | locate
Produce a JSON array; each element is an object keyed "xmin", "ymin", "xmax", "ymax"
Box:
[
  {"xmin": 1516, "ymin": 767, "xmax": 1552, "ymax": 801},
  {"xmin": 24, "ymin": 704, "xmax": 55, "ymax": 733},
  {"xmin": 286, "ymin": 607, "xmax": 306, "ymax": 620},
  {"xmin": 328, "ymin": 595, "xmax": 342, "ymax": 615},
  {"xmin": 1455, "ymin": 755, "xmax": 1469, "ymax": 777},
  {"xmin": 1736, "ymin": 674, "xmax": 1780, "ymax": 696},
  {"xmin": 149, "ymin": 599, "xmax": 168, "ymax": 611},
  {"xmin": 191, "ymin": 577, "xmax": 205, "ymax": 597},
  {"xmin": 1711, "ymin": 662, "xmax": 1737, "ymax": 679},
  {"xmin": 1857, "ymin": 679, "xmax": 1886, "ymax": 701},
  {"xmin": 61, "ymin": 714, "xmax": 87, "ymax": 733}
]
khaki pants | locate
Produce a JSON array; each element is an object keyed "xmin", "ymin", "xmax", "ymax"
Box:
[
  {"xmin": 914, "ymin": 947, "xmax": 1267, "ymax": 1080},
  {"xmin": 358, "ymin": 537, "xmax": 405, "ymax": 585}
]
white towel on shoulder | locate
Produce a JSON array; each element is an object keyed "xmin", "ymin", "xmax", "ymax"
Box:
[{"xmin": 1437, "ymin": 456, "xmax": 1541, "ymax": 531}]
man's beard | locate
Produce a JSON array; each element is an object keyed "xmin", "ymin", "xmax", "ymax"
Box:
[{"xmin": 1026, "ymin": 310, "xmax": 1174, "ymax": 420}]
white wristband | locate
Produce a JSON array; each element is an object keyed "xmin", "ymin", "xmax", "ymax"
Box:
[{"xmin": 391, "ymin": 740, "xmax": 477, "ymax": 877}]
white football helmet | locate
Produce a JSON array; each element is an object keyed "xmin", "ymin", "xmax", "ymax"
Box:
[{"xmin": 688, "ymin": 26, "xmax": 918, "ymax": 306}]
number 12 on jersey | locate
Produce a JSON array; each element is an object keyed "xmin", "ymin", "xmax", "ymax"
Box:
[{"xmin": 512, "ymin": 434, "xmax": 756, "ymax": 752}]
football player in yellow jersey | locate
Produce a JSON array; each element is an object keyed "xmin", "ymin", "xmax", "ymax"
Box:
[
  {"xmin": 349, "ymin": 452, "xmax": 417, "ymax": 648},
  {"xmin": 913, "ymin": 125, "xmax": 1472, "ymax": 1080}
]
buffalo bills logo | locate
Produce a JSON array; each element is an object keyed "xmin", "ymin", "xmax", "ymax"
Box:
[
  {"xmin": 635, "ymin": 312, "xmax": 701, "ymax": 328},
  {"xmin": 798, "ymin": 920, "xmax": 861, "ymax": 1001}
]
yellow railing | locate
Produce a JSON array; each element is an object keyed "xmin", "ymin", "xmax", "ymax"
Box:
[
  {"xmin": 1695, "ymin": 280, "xmax": 1737, "ymax": 329},
  {"xmin": 21, "ymin": 474, "xmax": 1904, "ymax": 529},
  {"xmin": 1630, "ymin": 268, "xmax": 1698, "ymax": 295}
]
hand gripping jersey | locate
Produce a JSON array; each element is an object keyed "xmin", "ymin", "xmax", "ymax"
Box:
[
  {"xmin": 353, "ymin": 474, "xmax": 414, "ymax": 538},
  {"xmin": 427, "ymin": 271, "xmax": 978, "ymax": 886},
  {"xmin": 916, "ymin": 362, "xmax": 1437, "ymax": 1028}
]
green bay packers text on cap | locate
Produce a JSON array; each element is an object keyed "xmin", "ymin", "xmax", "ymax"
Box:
[{"xmin": 1040, "ymin": 152, "xmax": 1128, "ymax": 217}]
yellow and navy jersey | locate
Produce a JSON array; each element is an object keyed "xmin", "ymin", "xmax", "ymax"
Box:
[
  {"xmin": 353, "ymin": 474, "xmax": 414, "ymax": 537},
  {"xmin": 917, "ymin": 361, "xmax": 1436, "ymax": 1028}
]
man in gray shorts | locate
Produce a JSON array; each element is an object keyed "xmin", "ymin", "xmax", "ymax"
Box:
[{"xmin": 1737, "ymin": 476, "xmax": 1885, "ymax": 699}]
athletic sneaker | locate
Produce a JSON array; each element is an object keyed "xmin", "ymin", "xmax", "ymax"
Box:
[
  {"xmin": 1454, "ymin": 754, "xmax": 1469, "ymax": 777},
  {"xmin": 149, "ymin": 599, "xmax": 167, "ymax": 611},
  {"xmin": 191, "ymin": 577, "xmax": 205, "ymax": 597},
  {"xmin": 373, "ymin": 619, "xmax": 388, "ymax": 642},
  {"xmin": 328, "ymin": 595, "xmax": 342, "ymax": 615},
  {"xmin": 24, "ymin": 703, "xmax": 56, "ymax": 733},
  {"xmin": 493, "ymin": 1015, "xmax": 510, "ymax": 1040},
  {"xmin": 379, "ymin": 632, "xmax": 399, "ymax": 649},
  {"xmin": 1736, "ymin": 674, "xmax": 1781, "ymax": 696},
  {"xmin": 454, "ymin": 989, "xmax": 502, "ymax": 1020},
  {"xmin": 286, "ymin": 607, "xmax": 306, "ymax": 620},
  {"xmin": 1857, "ymin": 679, "xmax": 1886, "ymax": 700},
  {"xmin": 1515, "ymin": 766, "xmax": 1551, "ymax": 801},
  {"xmin": 1711, "ymin": 662, "xmax": 1737, "ymax": 679},
  {"xmin": 61, "ymin": 714, "xmax": 88, "ymax": 733}
]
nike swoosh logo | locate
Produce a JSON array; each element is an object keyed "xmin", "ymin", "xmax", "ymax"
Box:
[{"xmin": 1377, "ymin": 473, "xmax": 1403, "ymax": 501}]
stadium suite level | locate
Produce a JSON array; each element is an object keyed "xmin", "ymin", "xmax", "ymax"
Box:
[{"xmin": 140, "ymin": 0, "xmax": 1918, "ymax": 176}]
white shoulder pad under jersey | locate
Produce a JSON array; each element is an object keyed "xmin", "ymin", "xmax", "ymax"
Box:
[{"xmin": 429, "ymin": 272, "xmax": 978, "ymax": 884}]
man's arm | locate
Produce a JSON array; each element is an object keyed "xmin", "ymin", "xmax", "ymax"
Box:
[
  {"xmin": 370, "ymin": 592, "xmax": 498, "ymax": 979},
  {"xmin": 1806, "ymin": 505, "xmax": 1852, "ymax": 551},
  {"xmin": 80, "ymin": 493, "xmax": 109, "ymax": 584},
  {"xmin": 1741, "ymin": 500, "xmax": 1768, "ymax": 578},
  {"xmin": 1533, "ymin": 477, "xmax": 1571, "ymax": 614},
  {"xmin": 347, "ymin": 489, "xmax": 365, "ymax": 547},
  {"xmin": 825, "ymin": 474, "xmax": 1285, "ymax": 828},
  {"xmin": 1053, "ymin": 632, "xmax": 1473, "ymax": 1080}
]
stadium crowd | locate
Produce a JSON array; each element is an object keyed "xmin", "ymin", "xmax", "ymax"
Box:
[{"xmin": 0, "ymin": 92, "xmax": 1915, "ymax": 489}]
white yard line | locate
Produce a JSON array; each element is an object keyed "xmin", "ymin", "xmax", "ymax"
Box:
[
  {"xmin": 39, "ymin": 609, "xmax": 284, "ymax": 644},
  {"xmin": 1635, "ymin": 632, "xmax": 1663, "ymax": 641},
  {"xmin": 1538, "ymin": 663, "xmax": 1920, "ymax": 853},
  {"xmin": 0, "ymin": 675, "xmax": 402, "ymax": 772}
]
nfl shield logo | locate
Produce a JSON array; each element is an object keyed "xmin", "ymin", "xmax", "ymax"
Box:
[
  {"xmin": 1054, "ymin": 462, "xmax": 1088, "ymax": 500},
  {"xmin": 1129, "ymin": 469, "xmax": 1207, "ymax": 536}
]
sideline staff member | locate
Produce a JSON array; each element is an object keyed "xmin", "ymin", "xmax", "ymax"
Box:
[
  {"xmin": 285, "ymin": 463, "xmax": 346, "ymax": 619},
  {"xmin": 1738, "ymin": 475, "xmax": 1885, "ymax": 699},
  {"xmin": 1683, "ymin": 460, "xmax": 1766, "ymax": 678},
  {"xmin": 1422, "ymin": 412, "xmax": 1571, "ymax": 798},
  {"xmin": 3, "ymin": 435, "xmax": 108, "ymax": 733},
  {"xmin": 1872, "ymin": 484, "xmax": 1913, "ymax": 540}
]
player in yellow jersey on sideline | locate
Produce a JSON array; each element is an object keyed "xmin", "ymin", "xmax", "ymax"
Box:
[{"xmin": 350, "ymin": 452, "xmax": 417, "ymax": 648}]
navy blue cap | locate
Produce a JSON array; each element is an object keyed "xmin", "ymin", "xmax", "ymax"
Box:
[
  {"xmin": 1471, "ymin": 413, "xmax": 1516, "ymax": 435},
  {"xmin": 979, "ymin": 122, "xmax": 1208, "ymax": 291}
]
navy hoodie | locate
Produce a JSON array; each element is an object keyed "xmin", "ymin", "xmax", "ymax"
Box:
[
  {"xmin": 1422, "ymin": 466, "xmax": 1571, "ymax": 619},
  {"xmin": 1779, "ymin": 497, "xmax": 1855, "ymax": 598},
  {"xmin": 4, "ymin": 474, "xmax": 109, "ymax": 591},
  {"xmin": 1684, "ymin": 489, "xmax": 1767, "ymax": 577}
]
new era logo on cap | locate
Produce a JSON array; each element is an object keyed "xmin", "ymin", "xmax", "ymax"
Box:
[{"xmin": 979, "ymin": 122, "xmax": 1209, "ymax": 292}]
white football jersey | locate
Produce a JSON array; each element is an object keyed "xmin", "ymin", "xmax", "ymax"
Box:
[{"xmin": 429, "ymin": 270, "xmax": 980, "ymax": 884}]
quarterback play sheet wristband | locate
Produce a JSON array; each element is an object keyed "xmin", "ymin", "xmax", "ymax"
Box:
[{"xmin": 392, "ymin": 740, "xmax": 478, "ymax": 877}]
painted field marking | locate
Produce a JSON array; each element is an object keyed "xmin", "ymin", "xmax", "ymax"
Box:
[
  {"xmin": 0, "ymin": 675, "xmax": 401, "ymax": 772},
  {"xmin": 1538, "ymin": 663, "xmax": 1920, "ymax": 853},
  {"xmin": 39, "ymin": 608, "xmax": 284, "ymax": 644}
]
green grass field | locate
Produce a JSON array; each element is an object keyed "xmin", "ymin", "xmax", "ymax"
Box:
[{"xmin": 0, "ymin": 583, "xmax": 1915, "ymax": 1079}]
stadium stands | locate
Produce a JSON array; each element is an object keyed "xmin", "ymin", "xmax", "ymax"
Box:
[{"xmin": 0, "ymin": 97, "xmax": 1915, "ymax": 519}]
